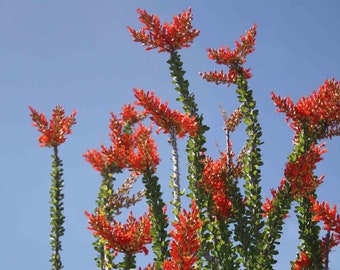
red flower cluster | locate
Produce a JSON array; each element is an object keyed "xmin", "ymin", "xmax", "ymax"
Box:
[
  {"xmin": 311, "ymin": 199, "xmax": 340, "ymax": 241},
  {"xmin": 292, "ymin": 251, "xmax": 311, "ymax": 270},
  {"xmin": 163, "ymin": 201, "xmax": 202, "ymax": 270},
  {"xmin": 84, "ymin": 104, "xmax": 159, "ymax": 174},
  {"xmin": 272, "ymin": 78, "xmax": 340, "ymax": 140},
  {"xmin": 85, "ymin": 210, "xmax": 152, "ymax": 256},
  {"xmin": 128, "ymin": 8, "xmax": 200, "ymax": 53},
  {"xmin": 284, "ymin": 143, "xmax": 326, "ymax": 198},
  {"xmin": 201, "ymin": 152, "xmax": 241, "ymax": 218},
  {"xmin": 200, "ymin": 24, "xmax": 257, "ymax": 85},
  {"xmin": 134, "ymin": 89, "xmax": 198, "ymax": 138},
  {"xmin": 29, "ymin": 105, "xmax": 77, "ymax": 147},
  {"xmin": 311, "ymin": 198, "xmax": 340, "ymax": 265},
  {"xmin": 83, "ymin": 145, "xmax": 115, "ymax": 172},
  {"xmin": 128, "ymin": 124, "xmax": 160, "ymax": 173},
  {"xmin": 120, "ymin": 103, "xmax": 146, "ymax": 125},
  {"xmin": 263, "ymin": 143, "xmax": 326, "ymax": 217}
]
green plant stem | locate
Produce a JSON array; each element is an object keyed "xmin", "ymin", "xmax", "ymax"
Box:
[
  {"xmin": 120, "ymin": 254, "xmax": 136, "ymax": 270},
  {"xmin": 142, "ymin": 171, "xmax": 169, "ymax": 268},
  {"xmin": 260, "ymin": 183, "xmax": 293, "ymax": 269},
  {"xmin": 94, "ymin": 170, "xmax": 116, "ymax": 270},
  {"xmin": 296, "ymin": 195, "xmax": 322, "ymax": 269},
  {"xmin": 234, "ymin": 75, "xmax": 264, "ymax": 269},
  {"xmin": 50, "ymin": 146, "xmax": 65, "ymax": 270},
  {"xmin": 167, "ymin": 50, "xmax": 210, "ymax": 267},
  {"xmin": 294, "ymin": 130, "xmax": 322, "ymax": 269},
  {"xmin": 224, "ymin": 130, "xmax": 242, "ymax": 270},
  {"xmin": 167, "ymin": 51, "xmax": 208, "ymax": 196},
  {"xmin": 259, "ymin": 139, "xmax": 308, "ymax": 269}
]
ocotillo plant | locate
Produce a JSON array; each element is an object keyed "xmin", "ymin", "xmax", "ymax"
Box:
[{"xmin": 31, "ymin": 7, "xmax": 340, "ymax": 270}]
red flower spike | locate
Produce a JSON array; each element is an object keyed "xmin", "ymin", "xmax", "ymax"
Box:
[
  {"xmin": 83, "ymin": 145, "xmax": 123, "ymax": 173},
  {"xmin": 201, "ymin": 152, "xmax": 241, "ymax": 218},
  {"xmin": 108, "ymin": 112, "xmax": 136, "ymax": 168},
  {"xmin": 284, "ymin": 143, "xmax": 326, "ymax": 198},
  {"xmin": 200, "ymin": 70, "xmax": 229, "ymax": 85},
  {"xmin": 128, "ymin": 8, "xmax": 200, "ymax": 53},
  {"xmin": 85, "ymin": 210, "xmax": 152, "ymax": 256},
  {"xmin": 311, "ymin": 199, "xmax": 340, "ymax": 237},
  {"xmin": 163, "ymin": 201, "xmax": 202, "ymax": 270},
  {"xmin": 120, "ymin": 103, "xmax": 146, "ymax": 125},
  {"xmin": 129, "ymin": 124, "xmax": 160, "ymax": 174},
  {"xmin": 206, "ymin": 24, "xmax": 256, "ymax": 66},
  {"xmin": 200, "ymin": 24, "xmax": 256, "ymax": 85},
  {"xmin": 29, "ymin": 105, "xmax": 77, "ymax": 147},
  {"xmin": 134, "ymin": 89, "xmax": 198, "ymax": 138},
  {"xmin": 83, "ymin": 148, "xmax": 108, "ymax": 172},
  {"xmin": 84, "ymin": 104, "xmax": 160, "ymax": 174},
  {"xmin": 272, "ymin": 78, "xmax": 340, "ymax": 140}
]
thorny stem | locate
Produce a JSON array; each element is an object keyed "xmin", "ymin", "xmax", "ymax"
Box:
[{"xmin": 169, "ymin": 127, "xmax": 181, "ymax": 216}]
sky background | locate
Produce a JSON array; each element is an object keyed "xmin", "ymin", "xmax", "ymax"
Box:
[{"xmin": 1, "ymin": 1, "xmax": 340, "ymax": 269}]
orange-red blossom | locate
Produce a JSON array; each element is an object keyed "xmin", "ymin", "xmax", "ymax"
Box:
[
  {"xmin": 272, "ymin": 78, "xmax": 340, "ymax": 140},
  {"xmin": 284, "ymin": 143, "xmax": 326, "ymax": 198},
  {"xmin": 262, "ymin": 143, "xmax": 326, "ymax": 217},
  {"xmin": 200, "ymin": 24, "xmax": 257, "ymax": 85},
  {"xmin": 312, "ymin": 199, "xmax": 340, "ymax": 236},
  {"xmin": 163, "ymin": 201, "xmax": 203, "ymax": 270},
  {"xmin": 29, "ymin": 105, "xmax": 77, "ymax": 147},
  {"xmin": 311, "ymin": 198, "xmax": 340, "ymax": 258},
  {"xmin": 201, "ymin": 151, "xmax": 242, "ymax": 218},
  {"xmin": 83, "ymin": 104, "xmax": 159, "ymax": 174},
  {"xmin": 134, "ymin": 88, "xmax": 198, "ymax": 138},
  {"xmin": 128, "ymin": 8, "xmax": 200, "ymax": 53},
  {"xmin": 85, "ymin": 210, "xmax": 152, "ymax": 256}
]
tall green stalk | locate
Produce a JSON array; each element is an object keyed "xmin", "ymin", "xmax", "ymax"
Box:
[
  {"xmin": 234, "ymin": 75, "xmax": 264, "ymax": 269},
  {"xmin": 167, "ymin": 50, "xmax": 211, "ymax": 267},
  {"xmin": 50, "ymin": 146, "xmax": 65, "ymax": 270},
  {"xmin": 167, "ymin": 51, "xmax": 209, "ymax": 196},
  {"xmin": 142, "ymin": 171, "xmax": 169, "ymax": 269}
]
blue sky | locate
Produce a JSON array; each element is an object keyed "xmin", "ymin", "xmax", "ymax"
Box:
[{"xmin": 1, "ymin": 1, "xmax": 340, "ymax": 269}]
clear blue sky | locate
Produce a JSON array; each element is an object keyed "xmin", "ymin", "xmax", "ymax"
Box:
[{"xmin": 1, "ymin": 1, "xmax": 340, "ymax": 269}]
